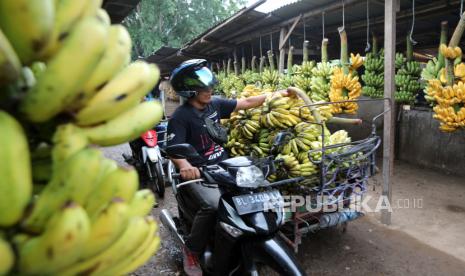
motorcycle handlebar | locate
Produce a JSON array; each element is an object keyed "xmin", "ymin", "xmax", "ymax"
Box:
[{"xmin": 268, "ymin": 177, "xmax": 304, "ymax": 187}]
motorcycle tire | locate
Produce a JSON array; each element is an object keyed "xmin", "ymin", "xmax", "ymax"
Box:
[
  {"xmin": 154, "ymin": 161, "xmax": 165, "ymax": 198},
  {"xmin": 147, "ymin": 161, "xmax": 165, "ymax": 198}
]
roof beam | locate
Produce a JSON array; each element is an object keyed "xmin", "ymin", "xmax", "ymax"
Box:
[
  {"xmin": 221, "ymin": 13, "xmax": 275, "ymax": 41},
  {"xmin": 279, "ymin": 14, "xmax": 302, "ymax": 50}
]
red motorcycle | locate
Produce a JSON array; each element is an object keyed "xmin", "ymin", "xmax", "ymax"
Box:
[{"xmin": 125, "ymin": 121, "xmax": 174, "ymax": 198}]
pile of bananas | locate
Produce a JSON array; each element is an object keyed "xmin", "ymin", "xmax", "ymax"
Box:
[
  {"xmin": 395, "ymin": 53, "xmax": 422, "ymax": 103},
  {"xmin": 329, "ymin": 66, "xmax": 362, "ymax": 114},
  {"xmin": 362, "ymin": 49, "xmax": 385, "ymax": 98},
  {"xmin": 216, "ymin": 72, "xmax": 245, "ymax": 98},
  {"xmin": 0, "ymin": 1, "xmax": 163, "ymax": 275},
  {"xmin": 240, "ymin": 69, "xmax": 262, "ymax": 86},
  {"xmin": 310, "ymin": 62, "xmax": 333, "ymax": 102},
  {"xmin": 292, "ymin": 61, "xmax": 316, "ymax": 95},
  {"xmin": 427, "ymin": 45, "xmax": 465, "ymax": 132},
  {"xmin": 262, "ymin": 68, "xmax": 280, "ymax": 91}
]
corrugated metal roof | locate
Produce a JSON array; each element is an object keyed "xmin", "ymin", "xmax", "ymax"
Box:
[{"xmin": 146, "ymin": 0, "xmax": 464, "ymax": 74}]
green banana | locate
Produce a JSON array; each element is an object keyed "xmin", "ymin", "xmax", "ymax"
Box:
[
  {"xmin": 128, "ymin": 189, "xmax": 156, "ymax": 217},
  {"xmin": 20, "ymin": 16, "xmax": 108, "ymax": 122},
  {"xmin": 81, "ymin": 101, "xmax": 164, "ymax": 146},
  {"xmin": 39, "ymin": 0, "xmax": 91, "ymax": 59},
  {"xmin": 22, "ymin": 148, "xmax": 103, "ymax": 233},
  {"xmin": 18, "ymin": 202, "xmax": 91, "ymax": 275},
  {"xmin": 0, "ymin": 111, "xmax": 32, "ymax": 227},
  {"xmin": 71, "ymin": 24, "xmax": 132, "ymax": 110},
  {"xmin": 0, "ymin": 0, "xmax": 55, "ymax": 64},
  {"xmin": 102, "ymin": 217, "xmax": 159, "ymax": 275},
  {"xmin": 76, "ymin": 61, "xmax": 160, "ymax": 125},
  {"xmin": 84, "ymin": 166, "xmax": 138, "ymax": 218},
  {"xmin": 81, "ymin": 198, "xmax": 129, "ymax": 259},
  {"xmin": 58, "ymin": 216, "xmax": 150, "ymax": 276},
  {"xmin": 0, "ymin": 237, "xmax": 14, "ymax": 275},
  {"xmin": 0, "ymin": 29, "xmax": 21, "ymax": 85}
]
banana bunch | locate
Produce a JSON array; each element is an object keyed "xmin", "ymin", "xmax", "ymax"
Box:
[
  {"xmin": 262, "ymin": 68, "xmax": 280, "ymax": 90},
  {"xmin": 217, "ymin": 73, "xmax": 245, "ymax": 98},
  {"xmin": 310, "ymin": 62, "xmax": 333, "ymax": 102},
  {"xmin": 329, "ymin": 67, "xmax": 362, "ymax": 114},
  {"xmin": 395, "ymin": 56, "xmax": 422, "ymax": 103},
  {"xmin": 422, "ymin": 58, "xmax": 443, "ymax": 103},
  {"xmin": 362, "ymin": 49, "xmax": 385, "ymax": 98},
  {"xmin": 439, "ymin": 44, "xmax": 462, "ymax": 60},
  {"xmin": 292, "ymin": 61, "xmax": 316, "ymax": 96},
  {"xmin": 240, "ymin": 69, "xmax": 261, "ymax": 85},
  {"xmin": 238, "ymin": 84, "xmax": 264, "ymax": 98},
  {"xmin": 0, "ymin": 1, "xmax": 164, "ymax": 274},
  {"xmin": 395, "ymin": 52, "xmax": 407, "ymax": 69},
  {"xmin": 229, "ymin": 108, "xmax": 262, "ymax": 139},
  {"xmin": 428, "ymin": 75, "xmax": 465, "ymax": 132},
  {"xmin": 224, "ymin": 127, "xmax": 251, "ymax": 157},
  {"xmin": 350, "ymin": 53, "xmax": 364, "ymax": 71},
  {"xmin": 278, "ymin": 75, "xmax": 294, "ymax": 90}
]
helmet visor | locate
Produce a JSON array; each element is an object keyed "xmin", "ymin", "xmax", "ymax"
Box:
[{"xmin": 183, "ymin": 67, "xmax": 217, "ymax": 90}]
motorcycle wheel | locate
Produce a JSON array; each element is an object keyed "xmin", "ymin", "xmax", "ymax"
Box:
[{"xmin": 147, "ymin": 161, "xmax": 165, "ymax": 198}]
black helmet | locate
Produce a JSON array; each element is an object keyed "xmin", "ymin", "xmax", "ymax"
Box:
[{"xmin": 170, "ymin": 59, "xmax": 218, "ymax": 98}]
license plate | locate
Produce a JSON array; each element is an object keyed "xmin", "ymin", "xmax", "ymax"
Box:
[{"xmin": 232, "ymin": 190, "xmax": 283, "ymax": 215}]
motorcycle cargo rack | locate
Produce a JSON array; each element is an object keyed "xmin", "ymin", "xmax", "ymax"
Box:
[{"xmin": 278, "ymin": 98, "xmax": 391, "ymax": 253}]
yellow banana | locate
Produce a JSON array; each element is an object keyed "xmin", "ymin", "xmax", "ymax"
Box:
[
  {"xmin": 76, "ymin": 62, "xmax": 160, "ymax": 126},
  {"xmin": 51, "ymin": 123, "xmax": 89, "ymax": 171},
  {"xmin": 101, "ymin": 217, "xmax": 159, "ymax": 275},
  {"xmin": 18, "ymin": 202, "xmax": 91, "ymax": 275},
  {"xmin": 0, "ymin": 0, "xmax": 54, "ymax": 64},
  {"xmin": 83, "ymin": 0, "xmax": 103, "ymax": 17},
  {"xmin": 22, "ymin": 148, "xmax": 103, "ymax": 233},
  {"xmin": 39, "ymin": 0, "xmax": 91, "ymax": 59},
  {"xmin": 81, "ymin": 101, "xmax": 164, "ymax": 146},
  {"xmin": 128, "ymin": 189, "xmax": 156, "ymax": 217},
  {"xmin": 0, "ymin": 237, "xmax": 14, "ymax": 275},
  {"xmin": 96, "ymin": 8, "xmax": 111, "ymax": 26},
  {"xmin": 84, "ymin": 166, "xmax": 139, "ymax": 218},
  {"xmin": 0, "ymin": 29, "xmax": 21, "ymax": 85},
  {"xmin": 71, "ymin": 25, "xmax": 132, "ymax": 110},
  {"xmin": 81, "ymin": 198, "xmax": 129, "ymax": 259},
  {"xmin": 0, "ymin": 111, "xmax": 32, "ymax": 227},
  {"xmin": 290, "ymin": 139, "xmax": 300, "ymax": 156},
  {"xmin": 20, "ymin": 16, "xmax": 108, "ymax": 122},
  {"xmin": 58, "ymin": 216, "xmax": 150, "ymax": 276}
]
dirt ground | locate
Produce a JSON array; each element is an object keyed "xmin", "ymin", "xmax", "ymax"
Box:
[{"xmin": 102, "ymin": 144, "xmax": 465, "ymax": 276}]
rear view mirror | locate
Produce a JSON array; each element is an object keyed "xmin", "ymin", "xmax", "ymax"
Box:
[{"xmin": 166, "ymin": 143, "xmax": 200, "ymax": 159}]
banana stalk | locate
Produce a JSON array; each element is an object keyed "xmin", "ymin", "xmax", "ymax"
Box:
[
  {"xmin": 267, "ymin": 50, "xmax": 275, "ymax": 71},
  {"xmin": 241, "ymin": 56, "xmax": 246, "ymax": 74},
  {"xmin": 436, "ymin": 21, "xmax": 448, "ymax": 71},
  {"xmin": 303, "ymin": 40, "xmax": 309, "ymax": 62},
  {"xmin": 251, "ymin": 56, "xmax": 257, "ymax": 72},
  {"xmin": 259, "ymin": 56, "xmax": 265, "ymax": 73},
  {"xmin": 446, "ymin": 12, "xmax": 465, "ymax": 85},
  {"xmin": 234, "ymin": 59, "xmax": 239, "ymax": 76},
  {"xmin": 227, "ymin": 58, "xmax": 232, "ymax": 76},
  {"xmin": 287, "ymin": 46, "xmax": 294, "ymax": 76},
  {"xmin": 406, "ymin": 35, "xmax": 413, "ymax": 62},
  {"xmin": 338, "ymin": 27, "xmax": 349, "ymax": 75},
  {"xmin": 321, "ymin": 38, "xmax": 328, "ymax": 63},
  {"xmin": 372, "ymin": 33, "xmax": 378, "ymax": 55}
]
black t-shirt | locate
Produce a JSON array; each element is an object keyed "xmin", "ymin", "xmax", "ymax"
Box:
[{"xmin": 167, "ymin": 97, "xmax": 237, "ymax": 166}]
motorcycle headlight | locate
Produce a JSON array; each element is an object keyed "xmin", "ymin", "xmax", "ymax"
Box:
[{"xmin": 235, "ymin": 165, "xmax": 265, "ymax": 188}]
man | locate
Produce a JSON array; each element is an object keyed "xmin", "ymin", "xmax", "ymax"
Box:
[{"xmin": 167, "ymin": 59, "xmax": 290, "ymax": 275}]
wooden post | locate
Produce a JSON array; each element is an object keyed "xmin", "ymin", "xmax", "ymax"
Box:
[
  {"xmin": 382, "ymin": 0, "xmax": 396, "ymax": 225},
  {"xmin": 279, "ymin": 27, "xmax": 286, "ymax": 74}
]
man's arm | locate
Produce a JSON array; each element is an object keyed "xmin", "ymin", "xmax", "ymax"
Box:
[
  {"xmin": 234, "ymin": 90, "xmax": 292, "ymax": 111},
  {"xmin": 170, "ymin": 158, "xmax": 201, "ymax": 180}
]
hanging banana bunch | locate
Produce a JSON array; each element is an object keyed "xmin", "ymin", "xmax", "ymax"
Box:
[
  {"xmin": 362, "ymin": 35, "xmax": 385, "ymax": 98},
  {"xmin": 395, "ymin": 36, "xmax": 422, "ymax": 103},
  {"xmin": 278, "ymin": 46, "xmax": 295, "ymax": 89},
  {"xmin": 262, "ymin": 50, "xmax": 280, "ymax": 90},
  {"xmin": 292, "ymin": 41, "xmax": 315, "ymax": 97},
  {"xmin": 310, "ymin": 38, "xmax": 333, "ymax": 102},
  {"xmin": 428, "ymin": 13, "xmax": 465, "ymax": 132},
  {"xmin": 329, "ymin": 27, "xmax": 362, "ymax": 114}
]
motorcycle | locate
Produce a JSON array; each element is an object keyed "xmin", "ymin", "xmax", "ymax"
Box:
[
  {"xmin": 125, "ymin": 121, "xmax": 175, "ymax": 198},
  {"xmin": 160, "ymin": 133, "xmax": 307, "ymax": 275}
]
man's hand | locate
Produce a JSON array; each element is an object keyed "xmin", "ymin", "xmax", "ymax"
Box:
[{"xmin": 179, "ymin": 164, "xmax": 201, "ymax": 180}]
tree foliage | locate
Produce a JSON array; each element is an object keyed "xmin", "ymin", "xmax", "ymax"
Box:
[{"xmin": 123, "ymin": 0, "xmax": 246, "ymax": 59}]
